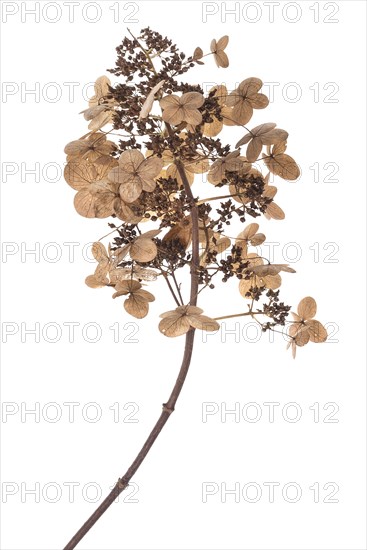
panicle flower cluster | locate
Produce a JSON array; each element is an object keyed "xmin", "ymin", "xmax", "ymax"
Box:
[{"xmin": 64, "ymin": 28, "xmax": 327, "ymax": 354}]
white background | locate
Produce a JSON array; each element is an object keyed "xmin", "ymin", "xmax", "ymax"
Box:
[{"xmin": 1, "ymin": 1, "xmax": 366, "ymax": 549}]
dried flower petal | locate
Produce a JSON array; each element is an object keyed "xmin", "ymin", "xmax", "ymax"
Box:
[
  {"xmin": 297, "ymin": 297, "xmax": 317, "ymax": 319},
  {"xmin": 65, "ymin": 133, "xmax": 116, "ymax": 163},
  {"xmin": 159, "ymin": 313, "xmax": 191, "ymax": 337},
  {"xmin": 287, "ymin": 297, "xmax": 327, "ymax": 354},
  {"xmin": 226, "ymin": 78, "xmax": 268, "ymax": 125},
  {"xmin": 192, "ymin": 46, "xmax": 204, "ymax": 63},
  {"xmin": 160, "ymin": 92, "xmax": 204, "ymax": 126},
  {"xmin": 130, "ymin": 238, "xmax": 158, "ymax": 262},
  {"xmin": 159, "ymin": 306, "xmax": 219, "ymax": 337},
  {"xmin": 263, "ymin": 142, "xmax": 300, "ymax": 181},
  {"xmin": 108, "ymin": 149, "xmax": 163, "ymax": 203},
  {"xmin": 112, "ymin": 280, "xmax": 155, "ymax": 319},
  {"xmin": 208, "ymin": 150, "xmax": 250, "ymax": 185},
  {"xmin": 236, "ymin": 123, "xmax": 288, "ymax": 163},
  {"xmin": 264, "ymin": 201, "xmax": 285, "ymax": 221},
  {"xmin": 210, "ymin": 35, "xmax": 229, "ymax": 68},
  {"xmin": 124, "ymin": 294, "xmax": 149, "ymax": 319},
  {"xmin": 252, "ymin": 264, "xmax": 296, "ymax": 276},
  {"xmin": 307, "ymin": 320, "xmax": 328, "ymax": 343}
]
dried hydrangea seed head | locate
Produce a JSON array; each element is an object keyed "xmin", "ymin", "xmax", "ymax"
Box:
[{"xmin": 63, "ymin": 28, "xmax": 325, "ymax": 358}]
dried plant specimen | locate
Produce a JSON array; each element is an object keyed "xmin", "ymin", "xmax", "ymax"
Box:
[{"xmin": 62, "ymin": 28, "xmax": 327, "ymax": 549}]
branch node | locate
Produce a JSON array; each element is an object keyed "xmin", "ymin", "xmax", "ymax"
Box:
[
  {"xmin": 117, "ymin": 478, "xmax": 128, "ymax": 490},
  {"xmin": 162, "ymin": 402, "xmax": 175, "ymax": 415}
]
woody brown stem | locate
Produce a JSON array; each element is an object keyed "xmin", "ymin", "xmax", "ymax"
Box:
[{"xmin": 63, "ymin": 129, "xmax": 200, "ymax": 550}]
